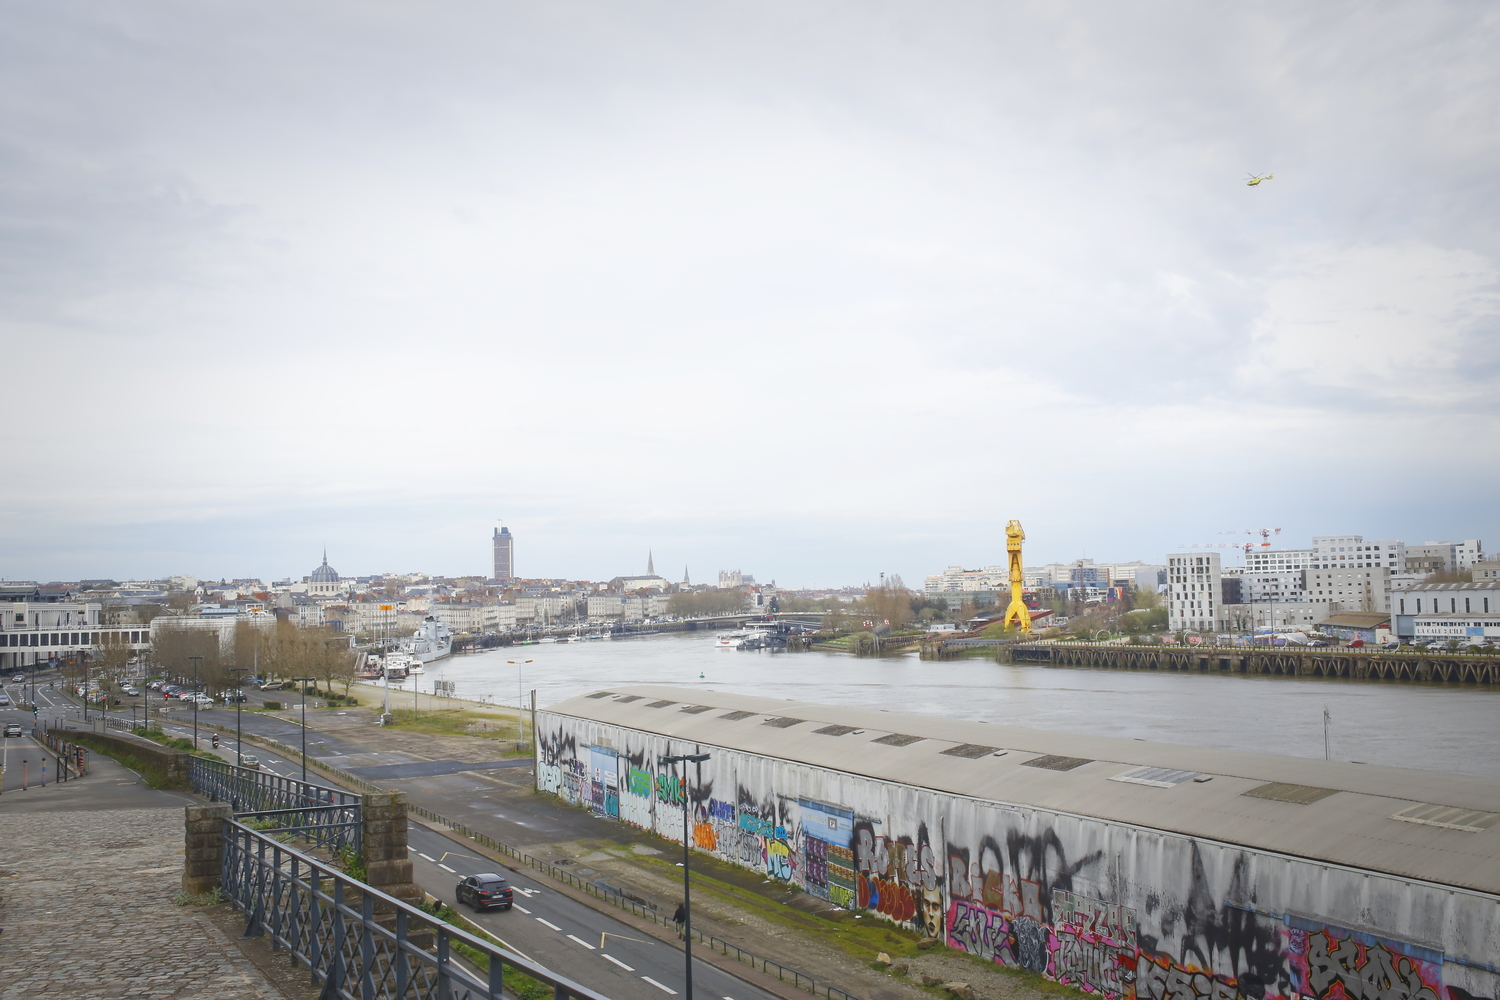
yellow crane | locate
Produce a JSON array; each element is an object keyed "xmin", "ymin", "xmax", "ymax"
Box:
[{"xmin": 1002, "ymin": 519, "xmax": 1033, "ymax": 633}]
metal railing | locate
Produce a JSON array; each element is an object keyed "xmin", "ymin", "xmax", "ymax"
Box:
[
  {"xmin": 222, "ymin": 819, "xmax": 611, "ymax": 1000},
  {"xmin": 191, "ymin": 757, "xmax": 362, "ymax": 855}
]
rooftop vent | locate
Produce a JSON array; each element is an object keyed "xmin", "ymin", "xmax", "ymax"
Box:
[
  {"xmin": 941, "ymin": 744, "xmax": 1001, "ymax": 759},
  {"xmin": 762, "ymin": 717, "xmax": 806, "ymax": 729},
  {"xmin": 1110, "ymin": 766, "xmax": 1202, "ymax": 788},
  {"xmin": 1390, "ymin": 803, "xmax": 1500, "ymax": 833},
  {"xmin": 615, "ymin": 695, "xmax": 643, "ymax": 703},
  {"xmin": 872, "ymin": 733, "xmax": 924, "ymax": 747},
  {"xmin": 719, "ymin": 710, "xmax": 756, "ymax": 721},
  {"xmin": 587, "ymin": 691, "xmax": 614, "ymax": 699},
  {"xmin": 1022, "ymin": 755, "xmax": 1092, "ymax": 772},
  {"xmin": 815, "ymin": 725, "xmax": 860, "ymax": 737},
  {"xmin": 1243, "ymin": 782, "xmax": 1338, "ymax": 805},
  {"xmin": 679, "ymin": 705, "xmax": 714, "ymax": 714},
  {"xmin": 646, "ymin": 700, "xmax": 677, "ymax": 709}
]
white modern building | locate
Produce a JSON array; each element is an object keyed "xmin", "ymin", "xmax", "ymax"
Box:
[
  {"xmin": 1310, "ymin": 536, "xmax": 1405, "ymax": 571},
  {"xmin": 1306, "ymin": 566, "xmax": 1392, "ymax": 613},
  {"xmin": 0, "ymin": 589, "xmax": 135, "ymax": 670},
  {"xmin": 149, "ymin": 609, "xmax": 276, "ymax": 656},
  {"xmin": 1166, "ymin": 552, "xmax": 1223, "ymax": 632}
]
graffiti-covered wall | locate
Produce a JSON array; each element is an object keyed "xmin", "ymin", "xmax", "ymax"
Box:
[{"xmin": 537, "ymin": 712, "xmax": 1499, "ymax": 1000}]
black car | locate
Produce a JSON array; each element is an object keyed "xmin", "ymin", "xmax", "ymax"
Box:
[{"xmin": 456, "ymin": 874, "xmax": 514, "ymax": 912}]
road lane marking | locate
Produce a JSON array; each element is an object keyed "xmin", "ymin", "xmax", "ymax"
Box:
[
  {"xmin": 536, "ymin": 918, "xmax": 562, "ymax": 931},
  {"xmin": 602, "ymin": 954, "xmax": 635, "ymax": 971},
  {"xmin": 438, "ymin": 864, "xmax": 456, "ymax": 873},
  {"xmin": 512, "ymin": 904, "xmax": 531, "ymax": 914},
  {"xmin": 600, "ymin": 932, "xmax": 649, "ymax": 948},
  {"xmin": 417, "ymin": 853, "xmax": 437, "ymax": 863},
  {"xmin": 567, "ymin": 934, "xmax": 597, "ymax": 950},
  {"xmin": 641, "ymin": 977, "xmax": 678, "ymax": 994}
]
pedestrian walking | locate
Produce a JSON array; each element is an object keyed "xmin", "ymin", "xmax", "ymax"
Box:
[{"xmin": 673, "ymin": 902, "xmax": 686, "ymax": 937}]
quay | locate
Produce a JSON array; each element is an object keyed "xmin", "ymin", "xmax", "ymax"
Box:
[{"xmin": 1004, "ymin": 640, "xmax": 1500, "ymax": 683}]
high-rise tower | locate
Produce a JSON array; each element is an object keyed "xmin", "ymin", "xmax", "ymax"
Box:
[{"xmin": 493, "ymin": 522, "xmax": 514, "ymax": 582}]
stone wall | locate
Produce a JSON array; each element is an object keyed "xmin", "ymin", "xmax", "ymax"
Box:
[{"xmin": 52, "ymin": 728, "xmax": 190, "ymax": 788}]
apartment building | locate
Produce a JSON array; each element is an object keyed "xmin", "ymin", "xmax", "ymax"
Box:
[{"xmin": 1167, "ymin": 552, "xmax": 1224, "ymax": 632}]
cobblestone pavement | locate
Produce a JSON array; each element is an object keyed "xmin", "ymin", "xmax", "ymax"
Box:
[{"xmin": 0, "ymin": 806, "xmax": 291, "ymax": 999}]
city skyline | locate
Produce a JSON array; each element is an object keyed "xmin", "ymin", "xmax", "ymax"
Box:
[{"xmin": 2, "ymin": 5, "xmax": 1496, "ymax": 586}]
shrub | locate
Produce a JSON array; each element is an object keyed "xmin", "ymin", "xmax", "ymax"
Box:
[{"xmin": 263, "ymin": 701, "xmax": 282, "ymax": 710}]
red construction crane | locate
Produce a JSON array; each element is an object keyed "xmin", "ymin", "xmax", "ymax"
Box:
[{"xmin": 1220, "ymin": 528, "xmax": 1282, "ymax": 549}]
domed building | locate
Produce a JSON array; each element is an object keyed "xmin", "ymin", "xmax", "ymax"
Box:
[{"xmin": 307, "ymin": 551, "xmax": 343, "ymax": 597}]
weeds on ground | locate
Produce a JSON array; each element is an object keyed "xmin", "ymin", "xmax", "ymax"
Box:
[{"xmin": 174, "ymin": 887, "xmax": 228, "ymax": 906}]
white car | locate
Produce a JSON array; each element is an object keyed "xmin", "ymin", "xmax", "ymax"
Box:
[
  {"xmin": 192, "ymin": 694, "xmax": 214, "ymax": 707},
  {"xmin": 10, "ymin": 674, "xmax": 23, "ymax": 683},
  {"xmin": 123, "ymin": 686, "xmax": 140, "ymax": 697},
  {"xmin": 0, "ymin": 694, "xmax": 10, "ymax": 707}
]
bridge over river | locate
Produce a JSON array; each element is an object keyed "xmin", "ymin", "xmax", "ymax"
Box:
[{"xmin": 1006, "ymin": 640, "xmax": 1500, "ymax": 683}]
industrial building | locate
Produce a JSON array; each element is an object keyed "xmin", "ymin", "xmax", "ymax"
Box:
[{"xmin": 538, "ymin": 686, "xmax": 1499, "ymax": 1000}]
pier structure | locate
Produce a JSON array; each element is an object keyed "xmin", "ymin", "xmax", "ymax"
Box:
[{"xmin": 1005, "ymin": 640, "xmax": 1500, "ymax": 683}]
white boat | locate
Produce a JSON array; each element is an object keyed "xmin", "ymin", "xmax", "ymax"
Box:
[
  {"xmin": 403, "ymin": 616, "xmax": 453, "ymax": 664},
  {"xmin": 715, "ymin": 630, "xmax": 750, "ymax": 648}
]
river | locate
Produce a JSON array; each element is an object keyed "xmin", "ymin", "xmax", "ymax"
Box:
[{"xmin": 368, "ymin": 632, "xmax": 1500, "ymax": 778}]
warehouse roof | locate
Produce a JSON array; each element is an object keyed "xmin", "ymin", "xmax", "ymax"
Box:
[{"xmin": 544, "ymin": 685, "xmax": 1500, "ymax": 897}]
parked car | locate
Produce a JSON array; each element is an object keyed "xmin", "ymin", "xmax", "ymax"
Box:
[
  {"xmin": 4, "ymin": 723, "xmax": 21, "ymax": 738},
  {"xmin": 192, "ymin": 694, "xmax": 215, "ymax": 707},
  {"xmin": 455, "ymin": 874, "xmax": 514, "ymax": 912},
  {"xmin": 221, "ymin": 692, "xmax": 247, "ymax": 703}
]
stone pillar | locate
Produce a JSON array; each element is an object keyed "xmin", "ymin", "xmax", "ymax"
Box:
[
  {"xmin": 362, "ymin": 791, "xmax": 419, "ymax": 909},
  {"xmin": 183, "ymin": 802, "xmax": 233, "ymax": 895}
]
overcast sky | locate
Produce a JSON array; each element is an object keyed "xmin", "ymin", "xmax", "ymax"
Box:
[{"xmin": 2, "ymin": 3, "xmax": 1497, "ymax": 587}]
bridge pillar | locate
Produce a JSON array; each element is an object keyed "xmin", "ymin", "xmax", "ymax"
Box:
[{"xmin": 183, "ymin": 802, "xmax": 233, "ymax": 895}]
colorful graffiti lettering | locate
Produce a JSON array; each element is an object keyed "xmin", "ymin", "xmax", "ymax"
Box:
[
  {"xmin": 947, "ymin": 897, "xmax": 1016, "ymax": 965},
  {"xmin": 656, "ymin": 773, "xmax": 683, "ymax": 805},
  {"xmin": 693, "ymin": 822, "xmax": 719, "ymax": 851},
  {"xmin": 707, "ymin": 799, "xmax": 736, "ymax": 823},
  {"xmin": 1295, "ymin": 928, "xmax": 1442, "ymax": 1000},
  {"xmin": 739, "ymin": 813, "xmax": 774, "ymax": 836},
  {"xmin": 628, "ymin": 767, "xmax": 654, "ymax": 797},
  {"xmin": 766, "ymin": 837, "xmax": 792, "ymax": 881},
  {"xmin": 1048, "ymin": 890, "xmax": 1137, "ymax": 999}
]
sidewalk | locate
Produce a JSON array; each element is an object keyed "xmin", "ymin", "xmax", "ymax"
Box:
[{"xmin": 0, "ymin": 753, "xmax": 314, "ymax": 999}]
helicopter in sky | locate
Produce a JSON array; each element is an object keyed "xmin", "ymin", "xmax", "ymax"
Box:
[{"xmin": 1246, "ymin": 173, "xmax": 1274, "ymax": 186}]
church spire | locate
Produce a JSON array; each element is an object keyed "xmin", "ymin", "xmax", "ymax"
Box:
[
  {"xmin": 683, "ymin": 565, "xmax": 690, "ymax": 585},
  {"xmin": 647, "ymin": 550, "xmax": 655, "ymax": 575}
]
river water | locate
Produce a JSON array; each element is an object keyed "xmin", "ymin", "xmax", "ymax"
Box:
[{"xmin": 369, "ymin": 632, "xmax": 1500, "ymax": 779}]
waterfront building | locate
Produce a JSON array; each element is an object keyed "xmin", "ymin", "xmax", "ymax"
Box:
[
  {"xmin": 1306, "ymin": 566, "xmax": 1392, "ymax": 612},
  {"xmin": 149, "ymin": 609, "xmax": 275, "ymax": 657},
  {"xmin": 1391, "ymin": 581, "xmax": 1500, "ymax": 642},
  {"xmin": 538, "ymin": 686, "xmax": 1500, "ymax": 1000},
  {"xmin": 492, "ymin": 522, "xmax": 514, "ymax": 582},
  {"xmin": 1220, "ymin": 600, "xmax": 1331, "ymax": 632},
  {"xmin": 1316, "ymin": 611, "xmax": 1392, "ymax": 644},
  {"xmin": 1166, "ymin": 552, "xmax": 1223, "ymax": 632}
]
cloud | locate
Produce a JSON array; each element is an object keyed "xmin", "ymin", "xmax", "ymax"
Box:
[{"xmin": 0, "ymin": 2, "xmax": 1497, "ymax": 583}]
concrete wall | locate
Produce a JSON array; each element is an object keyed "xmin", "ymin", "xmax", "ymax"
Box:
[
  {"xmin": 537, "ymin": 711, "xmax": 1500, "ymax": 1000},
  {"xmin": 51, "ymin": 728, "xmax": 190, "ymax": 787}
]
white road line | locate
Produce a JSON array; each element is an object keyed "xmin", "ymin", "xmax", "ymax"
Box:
[
  {"xmin": 602, "ymin": 954, "xmax": 635, "ymax": 971},
  {"xmin": 417, "ymin": 853, "xmax": 436, "ymax": 863},
  {"xmin": 512, "ymin": 904, "xmax": 531, "ymax": 914},
  {"xmin": 567, "ymin": 934, "xmax": 596, "ymax": 950},
  {"xmin": 536, "ymin": 918, "xmax": 562, "ymax": 931},
  {"xmin": 437, "ymin": 864, "xmax": 456, "ymax": 873},
  {"xmin": 641, "ymin": 977, "xmax": 678, "ymax": 994}
]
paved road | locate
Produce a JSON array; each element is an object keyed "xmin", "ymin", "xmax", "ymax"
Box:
[{"xmin": 409, "ymin": 824, "xmax": 765, "ymax": 1000}]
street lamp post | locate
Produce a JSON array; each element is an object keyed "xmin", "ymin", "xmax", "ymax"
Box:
[
  {"xmin": 659, "ymin": 749, "xmax": 711, "ymax": 1000},
  {"xmin": 229, "ymin": 667, "xmax": 248, "ymax": 767},
  {"xmin": 292, "ymin": 676, "xmax": 316, "ymax": 783},
  {"xmin": 507, "ymin": 660, "xmax": 533, "ymax": 746},
  {"xmin": 188, "ymin": 655, "xmax": 203, "ymax": 749}
]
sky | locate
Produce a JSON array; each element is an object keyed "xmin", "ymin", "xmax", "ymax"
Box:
[{"xmin": 2, "ymin": 2, "xmax": 1497, "ymax": 587}]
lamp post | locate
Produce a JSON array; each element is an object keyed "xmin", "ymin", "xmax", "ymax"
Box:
[
  {"xmin": 507, "ymin": 660, "xmax": 533, "ymax": 746},
  {"xmin": 659, "ymin": 749, "xmax": 711, "ymax": 1000},
  {"xmin": 292, "ymin": 676, "xmax": 316, "ymax": 783},
  {"xmin": 229, "ymin": 667, "xmax": 247, "ymax": 766},
  {"xmin": 188, "ymin": 655, "xmax": 203, "ymax": 749}
]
